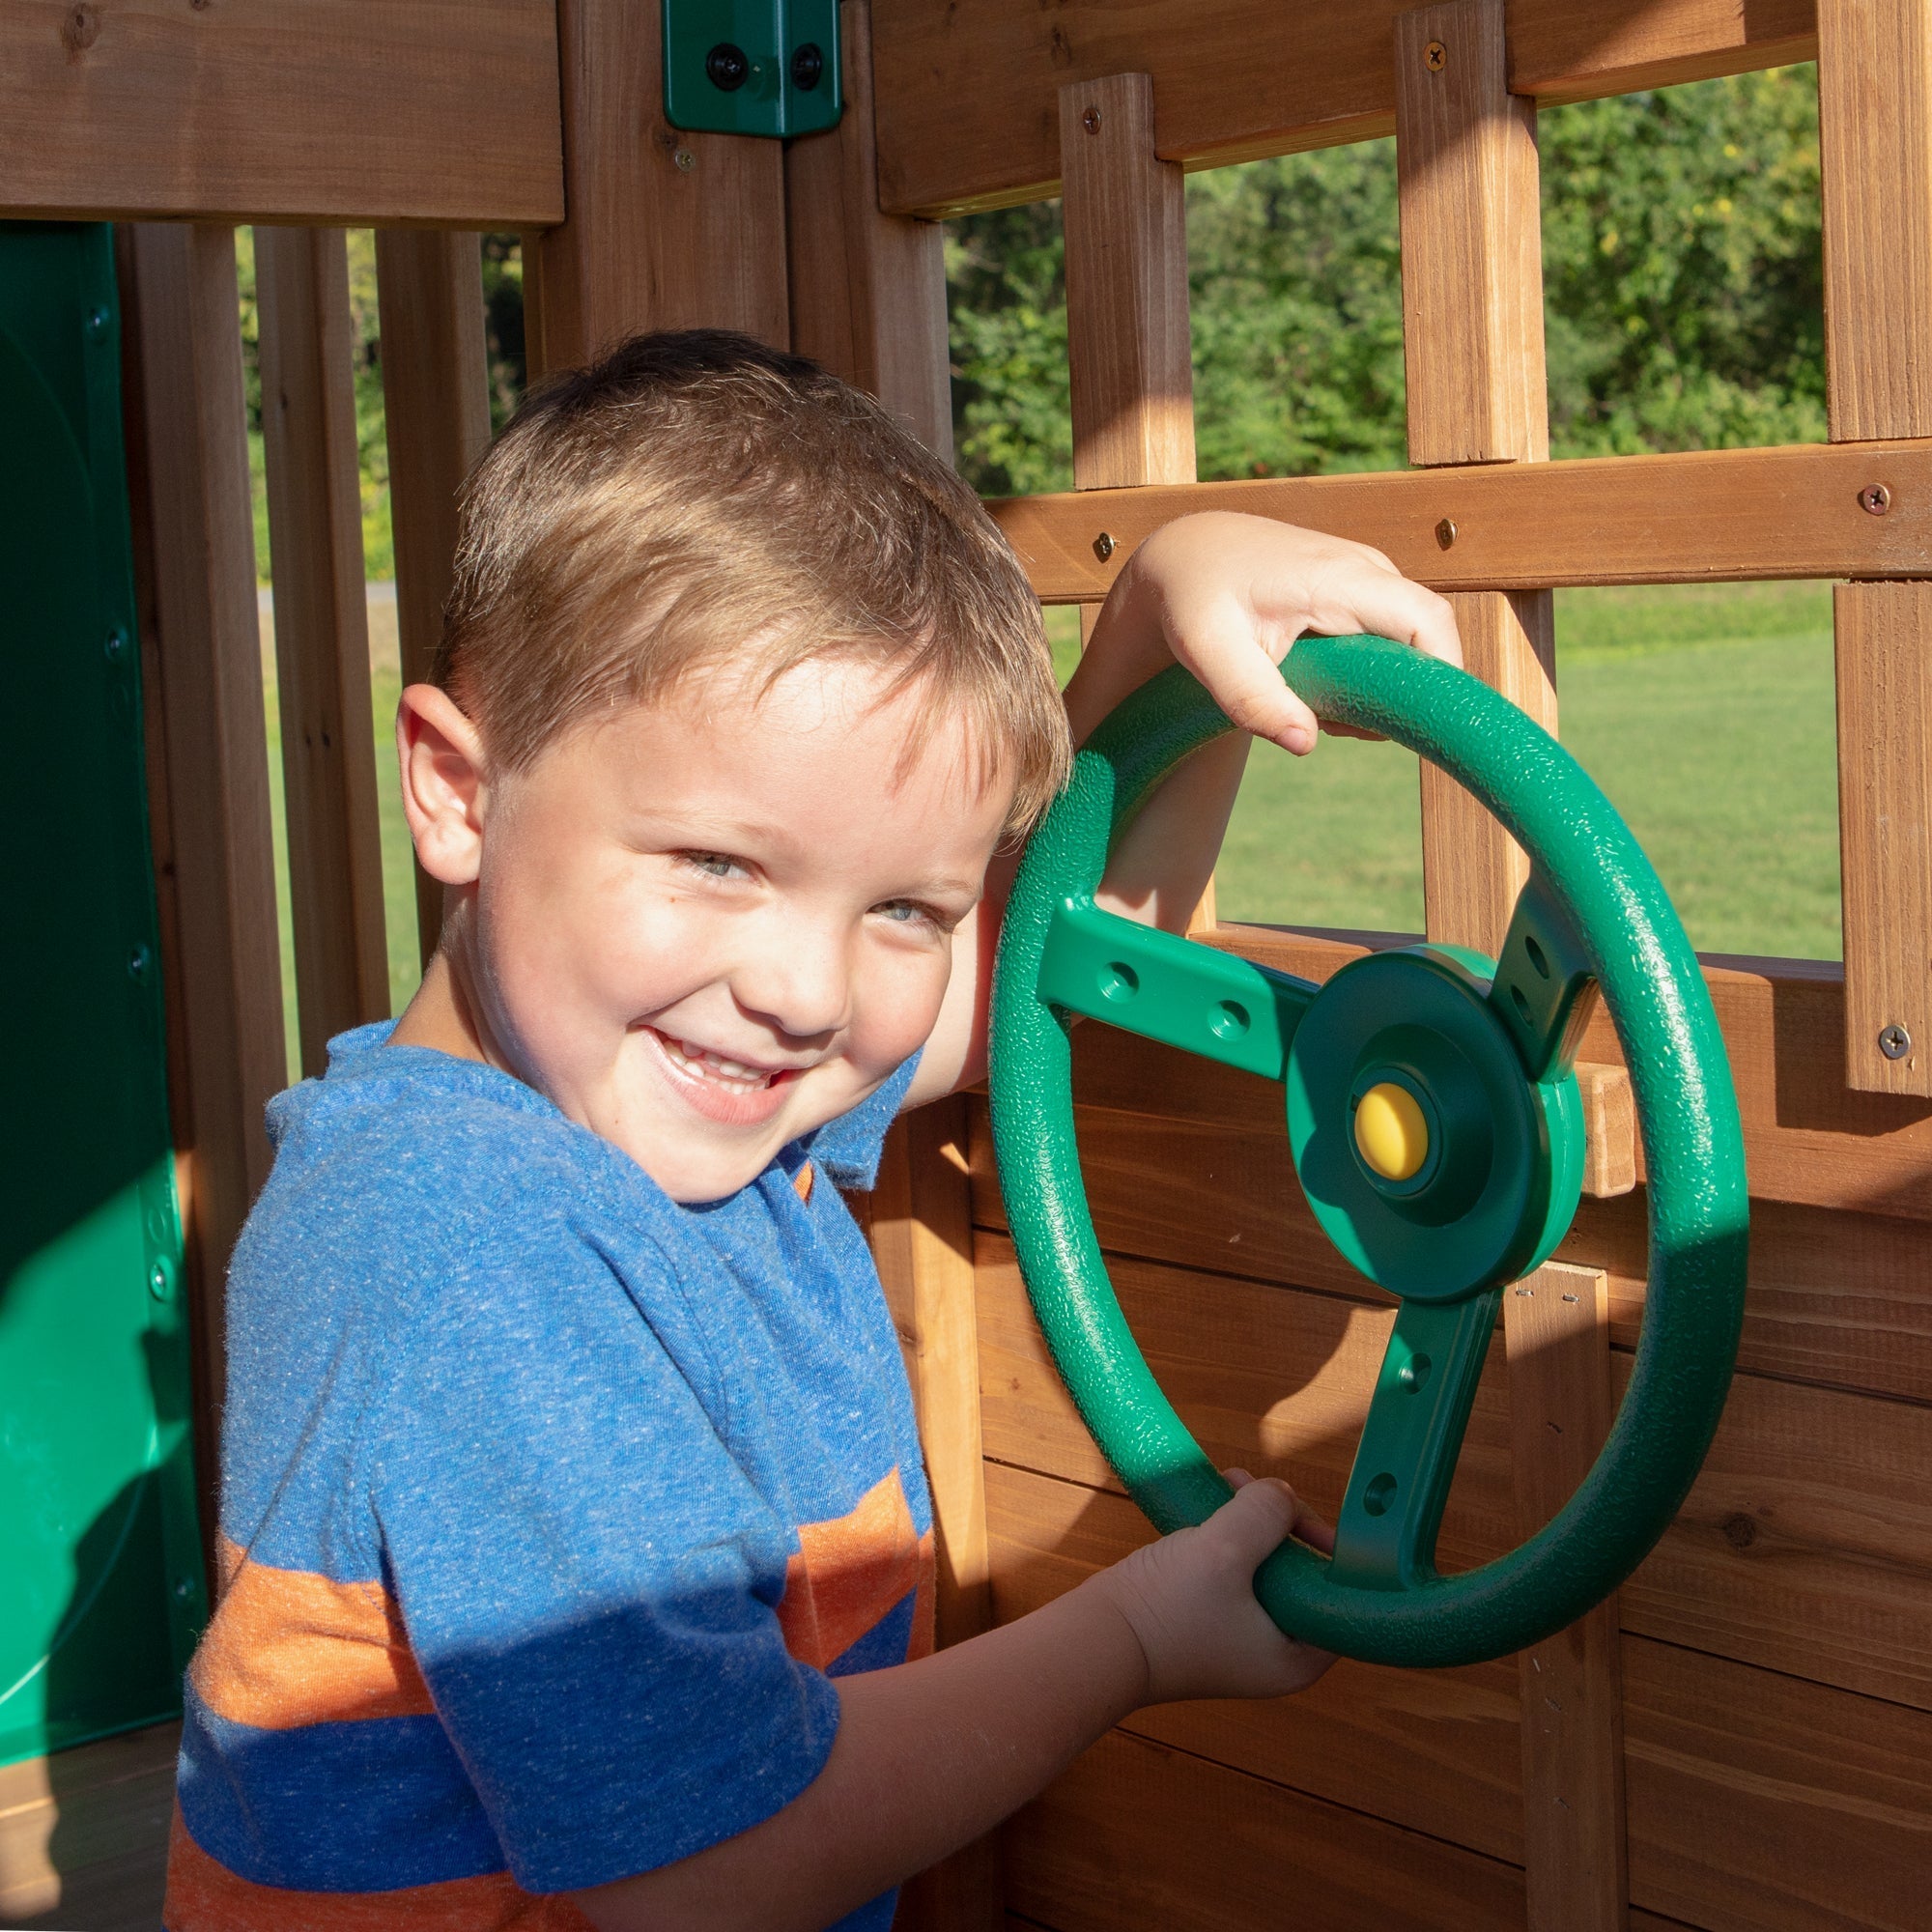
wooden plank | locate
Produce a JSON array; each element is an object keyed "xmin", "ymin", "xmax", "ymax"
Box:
[
  {"xmin": 1819, "ymin": 2, "xmax": 1932, "ymax": 1099},
  {"xmin": 1623, "ymin": 1635, "xmax": 1932, "ymax": 1932},
  {"xmin": 0, "ymin": 1, "xmax": 562, "ymax": 226},
  {"xmin": 1576, "ymin": 1063, "xmax": 1637, "ymax": 1200},
  {"xmin": 1505, "ymin": 1264, "xmax": 1628, "ymax": 1932},
  {"xmin": 0, "ymin": 1721, "xmax": 179, "ymax": 1928},
  {"xmin": 527, "ymin": 0, "xmax": 787, "ymax": 376},
  {"xmin": 987, "ymin": 439, "xmax": 1932, "ymax": 603},
  {"xmin": 970, "ymin": 1087, "xmax": 1932, "ymax": 1406},
  {"xmin": 784, "ymin": 0, "xmax": 952, "ymax": 460},
  {"xmin": 1395, "ymin": 0, "xmax": 1546, "ymax": 468},
  {"xmin": 1005, "ymin": 1726, "xmax": 1527, "ymax": 1932},
  {"xmin": 984, "ymin": 1462, "xmax": 1525, "ymax": 1863},
  {"xmin": 864, "ymin": 1101, "xmax": 1002, "ymax": 1932},
  {"xmin": 974, "ymin": 1236, "xmax": 1932, "ymax": 1713},
  {"xmin": 1834, "ymin": 584, "xmax": 1932, "ymax": 1097},
  {"xmin": 255, "ymin": 226, "xmax": 390, "ymax": 1075},
  {"xmin": 375, "ymin": 229, "xmax": 493, "ymax": 969},
  {"xmin": 872, "ymin": 0, "xmax": 1816, "ymax": 216},
  {"xmin": 118, "ymin": 223, "xmax": 285, "ymax": 1523}
]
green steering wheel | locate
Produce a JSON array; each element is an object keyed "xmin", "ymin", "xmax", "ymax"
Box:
[{"xmin": 989, "ymin": 635, "xmax": 1748, "ymax": 1668}]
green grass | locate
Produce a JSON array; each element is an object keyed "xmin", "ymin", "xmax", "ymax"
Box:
[{"xmin": 264, "ymin": 582, "xmax": 1841, "ymax": 1085}]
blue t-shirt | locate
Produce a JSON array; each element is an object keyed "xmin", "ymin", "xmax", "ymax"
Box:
[{"xmin": 165, "ymin": 1024, "xmax": 931, "ymax": 1930}]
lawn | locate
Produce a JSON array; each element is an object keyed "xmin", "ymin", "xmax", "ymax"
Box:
[{"xmin": 263, "ymin": 581, "xmax": 1840, "ymax": 1083}]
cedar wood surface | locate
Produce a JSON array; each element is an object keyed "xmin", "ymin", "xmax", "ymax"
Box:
[{"xmin": 14, "ymin": 0, "xmax": 1925, "ymax": 1924}]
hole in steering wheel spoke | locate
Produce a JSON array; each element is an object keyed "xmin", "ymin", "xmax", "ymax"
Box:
[
  {"xmin": 1098, "ymin": 961, "xmax": 1139, "ymax": 1002},
  {"xmin": 1362, "ymin": 1471, "xmax": 1398, "ymax": 1517}
]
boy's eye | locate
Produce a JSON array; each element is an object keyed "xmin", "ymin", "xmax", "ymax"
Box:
[
  {"xmin": 873, "ymin": 899, "xmax": 948, "ymax": 931},
  {"xmin": 678, "ymin": 851, "xmax": 746, "ymax": 880}
]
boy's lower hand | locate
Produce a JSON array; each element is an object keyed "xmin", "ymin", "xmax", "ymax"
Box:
[{"xmin": 1090, "ymin": 1469, "xmax": 1337, "ymax": 1705}]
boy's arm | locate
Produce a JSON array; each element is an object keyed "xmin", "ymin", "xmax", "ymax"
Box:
[
  {"xmin": 571, "ymin": 1474, "xmax": 1330, "ymax": 1932},
  {"xmin": 909, "ymin": 512, "xmax": 1462, "ymax": 1104}
]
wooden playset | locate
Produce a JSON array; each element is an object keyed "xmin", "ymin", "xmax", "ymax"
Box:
[{"xmin": 1, "ymin": 2, "xmax": 1927, "ymax": 1927}]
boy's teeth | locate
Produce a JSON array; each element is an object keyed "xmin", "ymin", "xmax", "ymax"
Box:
[{"xmin": 664, "ymin": 1034, "xmax": 772, "ymax": 1089}]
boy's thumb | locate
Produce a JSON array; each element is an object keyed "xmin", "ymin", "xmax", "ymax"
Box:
[{"xmin": 1211, "ymin": 1473, "xmax": 1302, "ymax": 1562}]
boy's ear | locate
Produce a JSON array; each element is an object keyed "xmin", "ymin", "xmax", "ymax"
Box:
[{"xmin": 397, "ymin": 685, "xmax": 491, "ymax": 887}]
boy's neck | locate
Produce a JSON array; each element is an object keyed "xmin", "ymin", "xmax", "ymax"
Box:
[{"xmin": 390, "ymin": 950, "xmax": 492, "ymax": 1068}]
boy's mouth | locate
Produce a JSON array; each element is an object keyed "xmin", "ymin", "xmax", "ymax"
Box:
[{"xmin": 653, "ymin": 1031, "xmax": 794, "ymax": 1094}]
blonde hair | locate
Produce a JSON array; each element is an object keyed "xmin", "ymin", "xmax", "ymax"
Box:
[{"xmin": 435, "ymin": 329, "xmax": 1069, "ymax": 832}]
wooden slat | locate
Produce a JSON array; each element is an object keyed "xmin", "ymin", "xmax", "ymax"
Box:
[
  {"xmin": 1818, "ymin": 1, "xmax": 1932, "ymax": 1098},
  {"xmin": 256, "ymin": 226, "xmax": 389, "ymax": 1075},
  {"xmin": 1623, "ymin": 1634, "xmax": 1932, "ymax": 1932},
  {"xmin": 988, "ymin": 439, "xmax": 1932, "ymax": 602},
  {"xmin": 118, "ymin": 223, "xmax": 285, "ymax": 1530},
  {"xmin": 1395, "ymin": 1, "xmax": 1546, "ymax": 468},
  {"xmin": 972, "ymin": 1235, "xmax": 1932, "ymax": 1713},
  {"xmin": 0, "ymin": 1, "xmax": 562, "ymax": 226},
  {"xmin": 872, "ymin": 0, "xmax": 1815, "ymax": 216},
  {"xmin": 1834, "ymin": 583, "xmax": 1932, "ymax": 1096},
  {"xmin": 971, "ymin": 1085, "xmax": 1932, "ymax": 1406},
  {"xmin": 985, "ymin": 1462, "xmax": 1526, "ymax": 1863},
  {"xmin": 1005, "ymin": 1726, "xmax": 1527, "ymax": 1932},
  {"xmin": 0, "ymin": 1721, "xmax": 178, "ymax": 1928},
  {"xmin": 527, "ymin": 0, "xmax": 787, "ymax": 377},
  {"xmin": 981, "ymin": 1463, "xmax": 1932, "ymax": 1931},
  {"xmin": 864, "ymin": 1101, "xmax": 1002, "ymax": 1932},
  {"xmin": 375, "ymin": 229, "xmax": 493, "ymax": 969},
  {"xmin": 784, "ymin": 0, "xmax": 952, "ymax": 461},
  {"xmin": 1505, "ymin": 1263, "xmax": 1628, "ymax": 1932},
  {"xmin": 1576, "ymin": 1063, "xmax": 1636, "ymax": 1200}
]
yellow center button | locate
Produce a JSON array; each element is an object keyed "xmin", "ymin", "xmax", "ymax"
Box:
[{"xmin": 1355, "ymin": 1082, "xmax": 1430, "ymax": 1182}]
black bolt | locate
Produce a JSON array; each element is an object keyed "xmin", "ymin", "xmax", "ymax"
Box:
[
  {"xmin": 1860, "ymin": 482, "xmax": 1891, "ymax": 516},
  {"xmin": 1093, "ymin": 530, "xmax": 1116, "ymax": 562},
  {"xmin": 705, "ymin": 43, "xmax": 750, "ymax": 91},
  {"xmin": 1879, "ymin": 1022, "xmax": 1913, "ymax": 1061},
  {"xmin": 790, "ymin": 43, "xmax": 825, "ymax": 91}
]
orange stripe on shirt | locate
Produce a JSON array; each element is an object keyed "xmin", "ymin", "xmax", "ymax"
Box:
[
  {"xmin": 776, "ymin": 1466, "xmax": 934, "ymax": 1671},
  {"xmin": 189, "ymin": 1536, "xmax": 435, "ymax": 1730},
  {"xmin": 165, "ymin": 1808, "xmax": 592, "ymax": 1932}
]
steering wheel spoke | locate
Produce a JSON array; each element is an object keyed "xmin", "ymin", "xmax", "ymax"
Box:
[
  {"xmin": 1328, "ymin": 1290, "xmax": 1502, "ymax": 1590},
  {"xmin": 1037, "ymin": 895, "xmax": 1318, "ymax": 1082},
  {"xmin": 1489, "ymin": 872, "xmax": 1600, "ymax": 1083}
]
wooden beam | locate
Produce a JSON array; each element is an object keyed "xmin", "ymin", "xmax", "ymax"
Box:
[
  {"xmin": 256, "ymin": 226, "xmax": 389, "ymax": 1076},
  {"xmin": 376, "ymin": 230, "xmax": 494, "ymax": 969},
  {"xmin": 866, "ymin": 1101, "xmax": 1002, "ymax": 1932},
  {"xmin": 1820, "ymin": 1, "xmax": 1932, "ymax": 1097},
  {"xmin": 118, "ymin": 223, "xmax": 285, "ymax": 1528},
  {"xmin": 528, "ymin": 0, "xmax": 787, "ymax": 376},
  {"xmin": 1505, "ymin": 1263, "xmax": 1629, "ymax": 1932},
  {"xmin": 986, "ymin": 439, "xmax": 1932, "ymax": 602},
  {"xmin": 871, "ymin": 0, "xmax": 1815, "ymax": 216},
  {"xmin": 785, "ymin": 0, "xmax": 952, "ymax": 461},
  {"xmin": 0, "ymin": 0, "xmax": 562, "ymax": 226}
]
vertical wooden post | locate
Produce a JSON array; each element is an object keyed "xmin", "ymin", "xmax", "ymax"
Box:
[
  {"xmin": 1060, "ymin": 71, "xmax": 1224, "ymax": 933},
  {"xmin": 118, "ymin": 223, "xmax": 286, "ymax": 1543},
  {"xmin": 1396, "ymin": 7, "xmax": 1628, "ymax": 1926},
  {"xmin": 1819, "ymin": 0, "xmax": 1932, "ymax": 1096},
  {"xmin": 1505, "ymin": 1263, "xmax": 1629, "ymax": 1932},
  {"xmin": 375, "ymin": 229, "xmax": 494, "ymax": 968},
  {"xmin": 786, "ymin": 0, "xmax": 952, "ymax": 460},
  {"xmin": 527, "ymin": 0, "xmax": 788, "ymax": 375},
  {"xmin": 255, "ymin": 226, "xmax": 389, "ymax": 1074}
]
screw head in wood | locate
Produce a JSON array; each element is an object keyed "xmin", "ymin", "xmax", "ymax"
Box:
[
  {"xmin": 1880, "ymin": 1022, "xmax": 1912, "ymax": 1060},
  {"xmin": 1435, "ymin": 517, "xmax": 1457, "ymax": 550},
  {"xmin": 1424, "ymin": 40, "xmax": 1448, "ymax": 71},
  {"xmin": 1083, "ymin": 105, "xmax": 1101, "ymax": 134},
  {"xmin": 1860, "ymin": 482, "xmax": 1891, "ymax": 515},
  {"xmin": 673, "ymin": 147, "xmax": 696, "ymax": 172},
  {"xmin": 1093, "ymin": 530, "xmax": 1117, "ymax": 561}
]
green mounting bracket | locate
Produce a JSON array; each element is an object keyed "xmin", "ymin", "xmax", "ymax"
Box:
[{"xmin": 663, "ymin": 0, "xmax": 842, "ymax": 138}]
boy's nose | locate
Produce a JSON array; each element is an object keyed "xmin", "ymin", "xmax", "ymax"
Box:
[{"xmin": 733, "ymin": 926, "xmax": 853, "ymax": 1043}]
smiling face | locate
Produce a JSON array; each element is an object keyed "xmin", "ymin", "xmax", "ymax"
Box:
[{"xmin": 409, "ymin": 657, "xmax": 1009, "ymax": 1202}]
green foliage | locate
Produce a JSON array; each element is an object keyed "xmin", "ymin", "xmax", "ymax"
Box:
[{"xmin": 945, "ymin": 65, "xmax": 1827, "ymax": 496}]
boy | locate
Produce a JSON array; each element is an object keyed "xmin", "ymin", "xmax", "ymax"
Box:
[{"xmin": 164, "ymin": 332, "xmax": 1460, "ymax": 1931}]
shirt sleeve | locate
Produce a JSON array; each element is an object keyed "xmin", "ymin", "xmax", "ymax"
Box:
[
  {"xmin": 803, "ymin": 1050, "xmax": 923, "ymax": 1190},
  {"xmin": 368, "ymin": 1196, "xmax": 839, "ymax": 1893}
]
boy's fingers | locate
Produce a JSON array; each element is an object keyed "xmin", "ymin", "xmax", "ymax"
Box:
[
  {"xmin": 1309, "ymin": 572, "xmax": 1463, "ymax": 669},
  {"xmin": 1172, "ymin": 598, "xmax": 1321, "ymax": 751},
  {"xmin": 1223, "ymin": 1466, "xmax": 1255, "ymax": 1490}
]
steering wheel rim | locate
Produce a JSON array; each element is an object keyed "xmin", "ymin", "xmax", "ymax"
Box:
[{"xmin": 989, "ymin": 635, "xmax": 1748, "ymax": 1668}]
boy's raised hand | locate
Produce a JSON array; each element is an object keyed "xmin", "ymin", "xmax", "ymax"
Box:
[
  {"xmin": 1065, "ymin": 509, "xmax": 1463, "ymax": 755},
  {"xmin": 1093, "ymin": 1472, "xmax": 1337, "ymax": 1704}
]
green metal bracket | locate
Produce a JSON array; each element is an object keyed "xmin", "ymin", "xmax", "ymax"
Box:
[
  {"xmin": 663, "ymin": 0, "xmax": 842, "ymax": 138},
  {"xmin": 1037, "ymin": 895, "xmax": 1318, "ymax": 1082}
]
